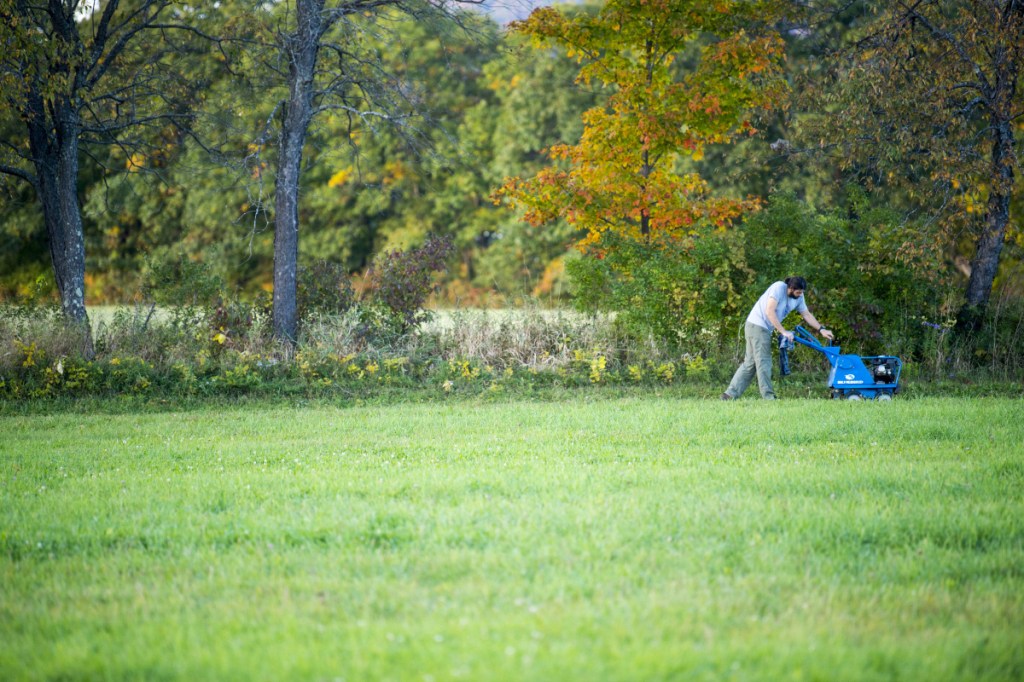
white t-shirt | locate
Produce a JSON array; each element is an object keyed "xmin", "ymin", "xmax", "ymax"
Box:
[{"xmin": 746, "ymin": 281, "xmax": 808, "ymax": 331}]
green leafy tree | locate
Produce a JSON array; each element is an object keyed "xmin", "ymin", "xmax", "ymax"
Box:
[
  {"xmin": 463, "ymin": 22, "xmax": 600, "ymax": 299},
  {"xmin": 241, "ymin": 0, "xmax": 485, "ymax": 344},
  {"xmin": 74, "ymin": 0, "xmax": 287, "ymax": 301},
  {"xmin": 799, "ymin": 0, "xmax": 1024, "ymax": 334},
  {"xmin": 740, "ymin": 190, "xmax": 949, "ymax": 354},
  {"xmin": 298, "ymin": 11, "xmax": 503, "ymax": 277},
  {"xmin": 0, "ymin": 0, "xmax": 214, "ymax": 354}
]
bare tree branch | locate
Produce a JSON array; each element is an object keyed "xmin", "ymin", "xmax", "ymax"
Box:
[
  {"xmin": 0, "ymin": 162, "xmax": 37, "ymax": 187},
  {"xmin": 894, "ymin": 0, "xmax": 993, "ymax": 95}
]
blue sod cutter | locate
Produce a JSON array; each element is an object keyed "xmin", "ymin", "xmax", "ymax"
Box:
[{"xmin": 787, "ymin": 325, "xmax": 902, "ymax": 400}]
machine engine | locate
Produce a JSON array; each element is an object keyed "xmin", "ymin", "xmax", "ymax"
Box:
[{"xmin": 867, "ymin": 358, "xmax": 899, "ymax": 384}]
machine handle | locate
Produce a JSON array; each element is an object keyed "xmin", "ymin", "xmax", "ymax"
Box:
[
  {"xmin": 793, "ymin": 325, "xmax": 823, "ymax": 347},
  {"xmin": 792, "ymin": 325, "xmax": 841, "ymax": 361}
]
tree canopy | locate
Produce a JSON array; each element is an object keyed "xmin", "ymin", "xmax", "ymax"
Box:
[
  {"xmin": 0, "ymin": 0, "xmax": 1022, "ymax": 355},
  {"xmin": 796, "ymin": 0, "xmax": 1024, "ymax": 332}
]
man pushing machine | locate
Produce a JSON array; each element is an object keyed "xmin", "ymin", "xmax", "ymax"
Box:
[{"xmin": 721, "ymin": 276, "xmax": 834, "ymax": 400}]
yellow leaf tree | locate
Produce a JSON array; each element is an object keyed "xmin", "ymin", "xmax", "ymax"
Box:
[
  {"xmin": 499, "ymin": 0, "xmax": 788, "ymax": 247},
  {"xmin": 496, "ymin": 0, "xmax": 789, "ymax": 342}
]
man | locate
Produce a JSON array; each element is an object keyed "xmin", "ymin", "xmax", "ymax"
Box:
[{"xmin": 721, "ymin": 276, "xmax": 834, "ymax": 400}]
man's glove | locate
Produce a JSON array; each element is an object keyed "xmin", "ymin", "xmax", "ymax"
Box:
[{"xmin": 779, "ymin": 334, "xmax": 795, "ymax": 377}]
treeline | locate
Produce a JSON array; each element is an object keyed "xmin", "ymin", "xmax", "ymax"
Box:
[
  {"xmin": 1, "ymin": 0, "xmax": 1022, "ymax": 363},
  {"xmin": 0, "ymin": 1, "xmax": 595, "ymax": 306}
]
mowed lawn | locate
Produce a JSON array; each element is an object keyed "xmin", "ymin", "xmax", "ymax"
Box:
[{"xmin": 2, "ymin": 398, "xmax": 1023, "ymax": 681}]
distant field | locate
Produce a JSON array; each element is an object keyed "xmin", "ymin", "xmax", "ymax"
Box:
[
  {"xmin": 2, "ymin": 398, "xmax": 1023, "ymax": 680},
  {"xmin": 83, "ymin": 305, "xmax": 597, "ymax": 330},
  {"xmin": 86, "ymin": 304, "xmax": 169, "ymax": 331},
  {"xmin": 423, "ymin": 307, "xmax": 604, "ymax": 331}
]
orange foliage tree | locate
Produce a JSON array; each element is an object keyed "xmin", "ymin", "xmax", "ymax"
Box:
[
  {"xmin": 495, "ymin": 0, "xmax": 789, "ymax": 341},
  {"xmin": 498, "ymin": 1, "xmax": 787, "ymax": 245}
]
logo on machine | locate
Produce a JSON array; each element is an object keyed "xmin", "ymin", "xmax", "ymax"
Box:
[
  {"xmin": 845, "ymin": 373, "xmax": 856, "ymax": 380},
  {"xmin": 836, "ymin": 373, "xmax": 865, "ymax": 385}
]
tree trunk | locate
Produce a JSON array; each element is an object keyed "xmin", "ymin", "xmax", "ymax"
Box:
[
  {"xmin": 27, "ymin": 93, "xmax": 94, "ymax": 358},
  {"xmin": 955, "ymin": 117, "xmax": 1015, "ymax": 335},
  {"xmin": 272, "ymin": 0, "xmax": 325, "ymax": 344},
  {"xmin": 639, "ymin": 37, "xmax": 653, "ymax": 240}
]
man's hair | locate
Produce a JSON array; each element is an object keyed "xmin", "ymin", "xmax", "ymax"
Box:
[{"xmin": 784, "ymin": 276, "xmax": 808, "ymax": 291}]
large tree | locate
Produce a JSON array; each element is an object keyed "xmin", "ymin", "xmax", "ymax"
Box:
[
  {"xmin": 499, "ymin": 0, "xmax": 787, "ymax": 244},
  {"xmin": 0, "ymin": 0, "xmax": 204, "ymax": 353},
  {"xmin": 252, "ymin": 0, "xmax": 482, "ymax": 344},
  {"xmin": 802, "ymin": 0, "xmax": 1024, "ymax": 333},
  {"xmin": 496, "ymin": 0, "xmax": 788, "ymax": 337}
]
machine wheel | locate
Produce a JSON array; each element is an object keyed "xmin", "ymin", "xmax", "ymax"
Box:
[
  {"xmin": 876, "ymin": 393, "xmax": 893, "ymax": 401},
  {"xmin": 846, "ymin": 393, "xmax": 863, "ymax": 401}
]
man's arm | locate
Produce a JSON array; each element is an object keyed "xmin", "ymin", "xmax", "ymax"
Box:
[
  {"xmin": 800, "ymin": 310, "xmax": 835, "ymax": 341},
  {"xmin": 765, "ymin": 297, "xmax": 794, "ymax": 341}
]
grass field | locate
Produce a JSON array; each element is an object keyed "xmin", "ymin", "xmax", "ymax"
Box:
[{"xmin": 2, "ymin": 397, "xmax": 1023, "ymax": 681}]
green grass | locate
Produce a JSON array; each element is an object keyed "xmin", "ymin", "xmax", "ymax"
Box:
[{"xmin": 2, "ymin": 397, "xmax": 1023, "ymax": 681}]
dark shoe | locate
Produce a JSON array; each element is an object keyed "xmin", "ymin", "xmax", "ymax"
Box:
[{"xmin": 720, "ymin": 392, "xmax": 734, "ymax": 400}]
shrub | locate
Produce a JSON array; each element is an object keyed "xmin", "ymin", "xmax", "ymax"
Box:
[
  {"xmin": 565, "ymin": 189, "xmax": 957, "ymax": 361},
  {"xmin": 104, "ymin": 357, "xmax": 155, "ymax": 394},
  {"xmin": 740, "ymin": 190, "xmax": 951, "ymax": 359},
  {"xmin": 566, "ymin": 226, "xmax": 752, "ymax": 351},
  {"xmin": 368, "ymin": 235, "xmax": 454, "ymax": 332},
  {"xmin": 298, "ymin": 260, "xmax": 355, "ymax": 321},
  {"xmin": 683, "ymin": 354, "xmax": 710, "ymax": 381},
  {"xmin": 94, "ymin": 305, "xmax": 196, "ymax": 365},
  {"xmin": 142, "ymin": 253, "xmax": 224, "ymax": 329},
  {"xmin": 207, "ymin": 297, "xmax": 272, "ymax": 356}
]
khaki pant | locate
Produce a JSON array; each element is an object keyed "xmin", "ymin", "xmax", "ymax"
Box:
[{"xmin": 724, "ymin": 322, "xmax": 776, "ymax": 399}]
